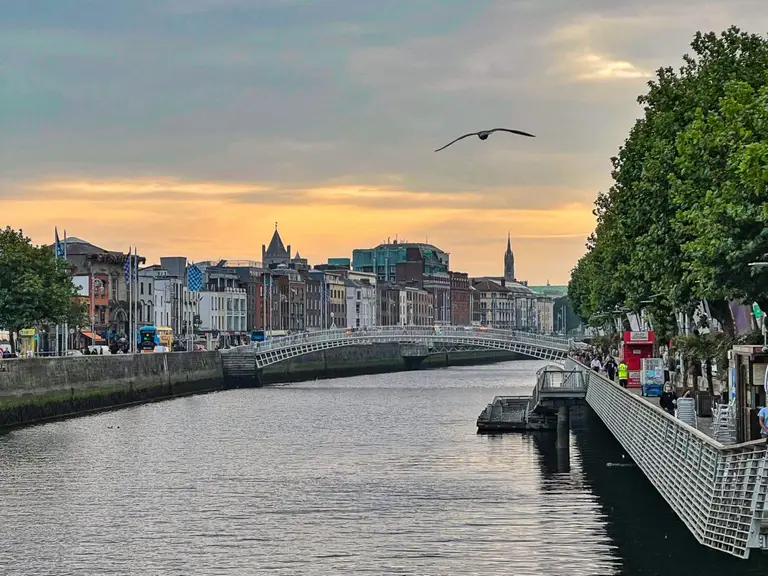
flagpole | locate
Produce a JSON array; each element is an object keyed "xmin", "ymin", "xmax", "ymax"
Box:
[
  {"xmin": 55, "ymin": 227, "xmax": 61, "ymax": 356},
  {"xmin": 134, "ymin": 246, "xmax": 139, "ymax": 353},
  {"xmin": 63, "ymin": 230, "xmax": 68, "ymax": 356},
  {"xmin": 131, "ymin": 247, "xmax": 136, "ymax": 353},
  {"xmin": 128, "ymin": 248, "xmax": 133, "ymax": 354}
]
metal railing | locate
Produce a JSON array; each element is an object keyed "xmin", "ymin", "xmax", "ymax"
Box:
[
  {"xmin": 531, "ymin": 365, "xmax": 588, "ymax": 410},
  {"xmin": 250, "ymin": 326, "xmax": 571, "ymax": 353},
  {"xmin": 567, "ymin": 357, "xmax": 768, "ymax": 559}
]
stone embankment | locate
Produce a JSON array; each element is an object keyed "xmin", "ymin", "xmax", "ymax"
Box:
[
  {"xmin": 0, "ymin": 345, "xmax": 523, "ymax": 428},
  {"xmin": 0, "ymin": 351, "xmax": 224, "ymax": 428}
]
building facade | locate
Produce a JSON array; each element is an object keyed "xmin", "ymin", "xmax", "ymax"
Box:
[
  {"xmin": 536, "ymin": 298, "xmax": 555, "ymax": 334},
  {"xmin": 193, "ymin": 261, "xmax": 248, "ymax": 342},
  {"xmin": 377, "ymin": 283, "xmax": 401, "ymax": 326},
  {"xmin": 471, "ymin": 277, "xmax": 537, "ymax": 330},
  {"xmin": 197, "ymin": 288, "xmax": 247, "ymax": 335},
  {"xmin": 344, "ymin": 278, "xmax": 376, "ymax": 329},
  {"xmin": 449, "ymin": 271, "xmax": 471, "ymax": 326},
  {"xmin": 304, "ymin": 271, "xmax": 323, "ymax": 331},
  {"xmin": 326, "ymin": 271, "xmax": 346, "ymax": 328},
  {"xmin": 58, "ymin": 237, "xmax": 145, "ymax": 341}
]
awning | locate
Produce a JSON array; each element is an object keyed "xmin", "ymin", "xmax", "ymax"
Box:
[{"xmin": 80, "ymin": 331, "xmax": 105, "ymax": 343}]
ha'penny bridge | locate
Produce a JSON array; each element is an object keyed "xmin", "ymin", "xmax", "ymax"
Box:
[{"xmin": 221, "ymin": 326, "xmax": 768, "ymax": 560}]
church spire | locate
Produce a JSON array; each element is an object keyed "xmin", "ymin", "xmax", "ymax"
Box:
[{"xmin": 504, "ymin": 234, "xmax": 515, "ymax": 282}]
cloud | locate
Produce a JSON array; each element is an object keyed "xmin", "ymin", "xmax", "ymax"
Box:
[{"xmin": 3, "ymin": 0, "xmax": 766, "ymax": 284}]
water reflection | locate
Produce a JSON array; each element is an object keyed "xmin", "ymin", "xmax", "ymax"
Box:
[{"xmin": 0, "ymin": 360, "xmax": 765, "ymax": 575}]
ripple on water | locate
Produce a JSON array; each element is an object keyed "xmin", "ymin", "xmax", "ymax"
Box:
[{"xmin": 0, "ymin": 360, "xmax": 765, "ymax": 575}]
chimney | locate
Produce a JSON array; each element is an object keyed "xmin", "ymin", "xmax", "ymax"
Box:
[{"xmin": 500, "ymin": 278, "xmax": 506, "ymax": 287}]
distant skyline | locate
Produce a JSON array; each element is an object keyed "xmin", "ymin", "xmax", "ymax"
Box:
[{"xmin": 3, "ymin": 0, "xmax": 766, "ymax": 284}]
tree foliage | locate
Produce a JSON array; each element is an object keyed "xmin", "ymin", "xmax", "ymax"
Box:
[
  {"xmin": 568, "ymin": 27, "xmax": 768, "ymax": 338},
  {"xmin": 0, "ymin": 227, "xmax": 78, "ymax": 349}
]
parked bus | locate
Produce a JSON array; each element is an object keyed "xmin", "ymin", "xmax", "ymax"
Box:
[
  {"xmin": 156, "ymin": 326, "xmax": 174, "ymax": 349},
  {"xmin": 138, "ymin": 325, "xmax": 159, "ymax": 352},
  {"xmin": 250, "ymin": 330, "xmax": 266, "ymax": 342}
]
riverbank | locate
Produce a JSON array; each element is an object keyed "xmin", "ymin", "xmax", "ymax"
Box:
[
  {"xmin": 0, "ymin": 345, "xmax": 524, "ymax": 429},
  {"xmin": 0, "ymin": 352, "xmax": 224, "ymax": 429}
]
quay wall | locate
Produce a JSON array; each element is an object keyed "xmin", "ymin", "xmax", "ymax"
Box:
[
  {"xmin": 0, "ymin": 352, "xmax": 224, "ymax": 428},
  {"xmin": 259, "ymin": 343, "xmax": 523, "ymax": 384},
  {"xmin": 0, "ymin": 345, "xmax": 523, "ymax": 428}
]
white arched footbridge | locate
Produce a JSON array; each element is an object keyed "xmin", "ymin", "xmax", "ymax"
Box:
[{"xmin": 221, "ymin": 326, "xmax": 572, "ymax": 377}]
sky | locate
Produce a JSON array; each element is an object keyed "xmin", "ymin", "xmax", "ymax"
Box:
[{"xmin": 2, "ymin": 0, "xmax": 766, "ymax": 284}]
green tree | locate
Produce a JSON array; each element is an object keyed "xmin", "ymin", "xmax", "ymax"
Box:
[
  {"xmin": 0, "ymin": 227, "xmax": 77, "ymax": 352},
  {"xmin": 673, "ymin": 80, "xmax": 768, "ymax": 316},
  {"xmin": 569, "ymin": 27, "xmax": 768, "ymax": 337}
]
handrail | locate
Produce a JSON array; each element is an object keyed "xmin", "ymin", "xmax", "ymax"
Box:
[
  {"xmin": 251, "ymin": 326, "xmax": 571, "ymax": 353},
  {"xmin": 567, "ymin": 357, "xmax": 766, "ymax": 453},
  {"xmin": 568, "ymin": 356, "xmax": 768, "ymax": 559}
]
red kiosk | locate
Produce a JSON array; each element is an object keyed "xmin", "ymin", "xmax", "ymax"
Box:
[{"xmin": 620, "ymin": 330, "xmax": 655, "ymax": 388}]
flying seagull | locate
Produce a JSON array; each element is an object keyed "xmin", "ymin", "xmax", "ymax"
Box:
[{"xmin": 434, "ymin": 128, "xmax": 536, "ymax": 152}]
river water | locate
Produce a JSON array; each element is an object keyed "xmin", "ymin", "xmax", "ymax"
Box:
[{"xmin": 1, "ymin": 359, "xmax": 767, "ymax": 575}]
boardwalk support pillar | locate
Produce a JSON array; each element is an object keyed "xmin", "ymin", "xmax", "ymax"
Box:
[{"xmin": 556, "ymin": 405, "xmax": 570, "ymax": 472}]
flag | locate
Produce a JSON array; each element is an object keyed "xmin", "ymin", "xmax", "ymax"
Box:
[
  {"xmin": 123, "ymin": 248, "xmax": 132, "ymax": 282},
  {"xmin": 187, "ymin": 264, "xmax": 203, "ymax": 292},
  {"xmin": 321, "ymin": 279, "xmax": 330, "ymax": 303},
  {"xmin": 54, "ymin": 227, "xmax": 64, "ymax": 259}
]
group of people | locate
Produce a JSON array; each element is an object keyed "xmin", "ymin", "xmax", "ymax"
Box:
[{"xmin": 571, "ymin": 349, "xmax": 629, "ymax": 388}]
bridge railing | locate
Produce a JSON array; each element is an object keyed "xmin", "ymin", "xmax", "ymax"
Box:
[
  {"xmin": 566, "ymin": 357, "xmax": 768, "ymax": 559},
  {"xmin": 251, "ymin": 326, "xmax": 571, "ymax": 353},
  {"xmin": 531, "ymin": 365, "xmax": 588, "ymax": 409}
]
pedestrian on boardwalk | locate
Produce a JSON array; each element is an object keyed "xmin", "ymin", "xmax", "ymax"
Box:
[
  {"xmin": 590, "ymin": 356, "xmax": 602, "ymax": 373},
  {"xmin": 618, "ymin": 360, "xmax": 628, "ymax": 388},
  {"xmin": 659, "ymin": 382, "xmax": 677, "ymax": 416},
  {"xmin": 758, "ymin": 405, "xmax": 768, "ymax": 444},
  {"xmin": 604, "ymin": 357, "xmax": 617, "ymax": 381}
]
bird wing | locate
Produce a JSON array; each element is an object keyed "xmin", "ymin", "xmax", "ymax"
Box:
[
  {"xmin": 487, "ymin": 128, "xmax": 536, "ymax": 138},
  {"xmin": 434, "ymin": 132, "xmax": 479, "ymax": 152}
]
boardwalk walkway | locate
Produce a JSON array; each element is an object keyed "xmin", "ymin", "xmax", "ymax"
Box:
[{"xmin": 568, "ymin": 358, "xmax": 768, "ymax": 559}]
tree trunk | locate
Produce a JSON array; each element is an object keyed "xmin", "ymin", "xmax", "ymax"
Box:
[
  {"xmin": 691, "ymin": 356, "xmax": 701, "ymax": 393},
  {"xmin": 682, "ymin": 356, "xmax": 689, "ymax": 389},
  {"xmin": 705, "ymin": 358, "xmax": 713, "ymax": 394}
]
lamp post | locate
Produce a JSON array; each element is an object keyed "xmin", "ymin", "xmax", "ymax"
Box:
[{"xmin": 749, "ymin": 262, "xmax": 768, "ymax": 349}]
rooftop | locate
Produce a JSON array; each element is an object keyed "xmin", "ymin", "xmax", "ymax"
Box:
[
  {"xmin": 472, "ymin": 278, "xmax": 535, "ymax": 296},
  {"xmin": 265, "ymin": 227, "xmax": 289, "ymax": 258}
]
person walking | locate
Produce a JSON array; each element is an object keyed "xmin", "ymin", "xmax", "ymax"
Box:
[
  {"xmin": 759, "ymin": 405, "xmax": 768, "ymax": 444},
  {"xmin": 590, "ymin": 356, "xmax": 602, "ymax": 373},
  {"xmin": 618, "ymin": 360, "xmax": 629, "ymax": 388},
  {"xmin": 604, "ymin": 357, "xmax": 617, "ymax": 382},
  {"xmin": 659, "ymin": 382, "xmax": 677, "ymax": 416}
]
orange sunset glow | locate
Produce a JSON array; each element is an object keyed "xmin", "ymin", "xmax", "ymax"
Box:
[{"xmin": 7, "ymin": 178, "xmax": 594, "ymax": 283}]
